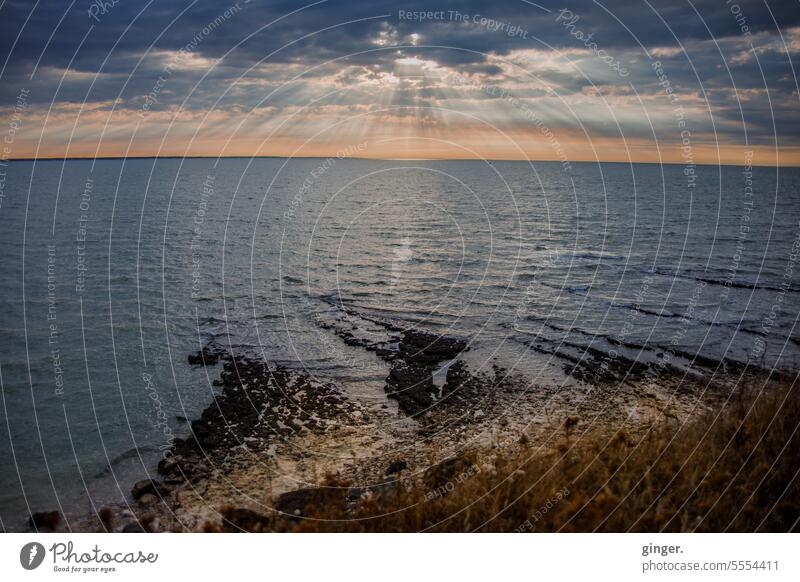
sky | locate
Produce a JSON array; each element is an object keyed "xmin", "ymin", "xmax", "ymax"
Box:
[{"xmin": 1, "ymin": 0, "xmax": 799, "ymax": 165}]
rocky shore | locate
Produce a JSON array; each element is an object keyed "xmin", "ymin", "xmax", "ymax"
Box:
[{"xmin": 28, "ymin": 305, "xmax": 763, "ymax": 533}]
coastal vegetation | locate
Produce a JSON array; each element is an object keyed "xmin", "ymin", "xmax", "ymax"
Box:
[{"xmin": 206, "ymin": 372, "xmax": 799, "ymax": 532}]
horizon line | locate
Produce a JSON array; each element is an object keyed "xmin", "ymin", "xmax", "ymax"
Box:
[{"xmin": 3, "ymin": 155, "xmax": 798, "ymax": 169}]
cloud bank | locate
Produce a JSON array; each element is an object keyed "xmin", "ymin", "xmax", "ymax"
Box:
[{"xmin": 1, "ymin": 0, "xmax": 798, "ymax": 164}]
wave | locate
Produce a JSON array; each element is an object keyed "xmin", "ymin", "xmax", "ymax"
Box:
[{"xmin": 653, "ymin": 268, "xmax": 800, "ymax": 293}]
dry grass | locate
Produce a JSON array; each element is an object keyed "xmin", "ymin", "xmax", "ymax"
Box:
[{"xmin": 213, "ymin": 374, "xmax": 800, "ymax": 532}]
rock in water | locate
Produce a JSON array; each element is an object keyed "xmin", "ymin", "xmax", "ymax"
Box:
[
  {"xmin": 29, "ymin": 510, "xmax": 62, "ymax": 531},
  {"xmin": 187, "ymin": 346, "xmax": 222, "ymax": 366},
  {"xmin": 385, "ymin": 330, "xmax": 467, "ymax": 415}
]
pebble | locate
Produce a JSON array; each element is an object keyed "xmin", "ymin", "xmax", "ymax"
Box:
[{"xmin": 138, "ymin": 493, "xmax": 159, "ymax": 507}]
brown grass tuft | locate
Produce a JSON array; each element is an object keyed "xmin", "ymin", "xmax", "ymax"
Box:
[{"xmin": 207, "ymin": 375, "xmax": 800, "ymax": 532}]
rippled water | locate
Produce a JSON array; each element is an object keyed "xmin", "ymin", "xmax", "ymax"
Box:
[{"xmin": 1, "ymin": 158, "xmax": 798, "ymax": 529}]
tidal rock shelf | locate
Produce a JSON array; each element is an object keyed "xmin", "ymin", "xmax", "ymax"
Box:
[{"xmin": 161, "ymin": 355, "xmax": 365, "ymax": 485}]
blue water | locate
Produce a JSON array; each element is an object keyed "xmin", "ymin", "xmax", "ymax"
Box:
[{"xmin": 0, "ymin": 158, "xmax": 798, "ymax": 530}]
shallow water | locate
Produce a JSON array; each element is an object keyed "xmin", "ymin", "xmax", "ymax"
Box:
[{"xmin": 0, "ymin": 158, "xmax": 798, "ymax": 529}]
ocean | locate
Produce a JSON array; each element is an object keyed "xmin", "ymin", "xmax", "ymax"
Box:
[{"xmin": 0, "ymin": 157, "xmax": 798, "ymax": 530}]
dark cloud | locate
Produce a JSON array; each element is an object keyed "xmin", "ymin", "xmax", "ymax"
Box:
[{"xmin": 0, "ymin": 0, "xmax": 798, "ymax": 146}]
